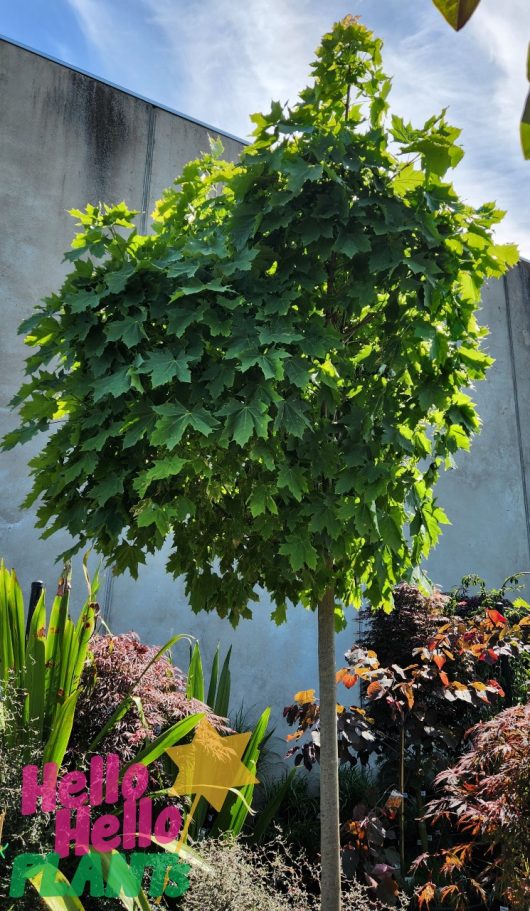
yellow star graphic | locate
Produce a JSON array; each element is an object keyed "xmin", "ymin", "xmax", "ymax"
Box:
[{"xmin": 166, "ymin": 717, "xmax": 259, "ymax": 812}]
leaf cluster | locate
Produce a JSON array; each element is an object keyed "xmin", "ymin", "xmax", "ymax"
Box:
[{"xmin": 285, "ymin": 607, "xmax": 530, "ymax": 769}]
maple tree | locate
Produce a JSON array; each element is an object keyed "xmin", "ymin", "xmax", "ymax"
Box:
[
  {"xmin": 2, "ymin": 16, "xmax": 518, "ymax": 911},
  {"xmin": 415, "ymin": 702, "xmax": 530, "ymax": 909}
]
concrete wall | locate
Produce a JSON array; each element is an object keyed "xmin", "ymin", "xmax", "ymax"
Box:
[{"xmin": 1, "ymin": 38, "xmax": 530, "ymax": 735}]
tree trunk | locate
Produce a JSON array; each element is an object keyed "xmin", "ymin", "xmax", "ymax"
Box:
[
  {"xmin": 399, "ymin": 720, "xmax": 406, "ymax": 876},
  {"xmin": 318, "ymin": 586, "xmax": 341, "ymax": 911}
]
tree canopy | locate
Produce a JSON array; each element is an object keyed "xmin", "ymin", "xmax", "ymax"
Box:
[{"xmin": 5, "ymin": 16, "xmax": 517, "ymax": 628}]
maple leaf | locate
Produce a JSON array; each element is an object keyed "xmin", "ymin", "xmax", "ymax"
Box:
[
  {"xmin": 294, "ymin": 689, "xmax": 316, "ymax": 705},
  {"xmin": 167, "ymin": 717, "xmax": 259, "ymax": 817},
  {"xmin": 401, "ymin": 682, "xmax": 415, "ymax": 709},
  {"xmin": 417, "ymin": 882, "xmax": 436, "ymax": 908},
  {"xmin": 366, "ymin": 680, "xmax": 383, "ymax": 698},
  {"xmin": 486, "ymin": 608, "xmax": 508, "ymax": 626},
  {"xmin": 337, "ymin": 668, "xmax": 359, "ymax": 689}
]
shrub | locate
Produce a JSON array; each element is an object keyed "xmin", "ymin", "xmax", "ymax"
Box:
[
  {"xmin": 420, "ymin": 702, "xmax": 530, "ymax": 909},
  {"xmin": 179, "ymin": 834, "xmax": 408, "ymax": 911},
  {"xmin": 71, "ymin": 632, "xmax": 224, "ymax": 763},
  {"xmin": 361, "ymin": 583, "xmax": 450, "ymax": 671},
  {"xmin": 0, "ymin": 692, "xmax": 53, "ymax": 911},
  {"xmin": 257, "ymin": 766, "xmax": 373, "ymax": 861},
  {"xmin": 284, "ymin": 598, "xmax": 530, "ymax": 893}
]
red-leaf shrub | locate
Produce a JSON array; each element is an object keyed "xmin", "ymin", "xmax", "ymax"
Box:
[
  {"xmin": 424, "ymin": 702, "xmax": 530, "ymax": 909},
  {"xmin": 71, "ymin": 632, "xmax": 225, "ymax": 762},
  {"xmin": 284, "ymin": 599, "xmax": 530, "ymax": 897}
]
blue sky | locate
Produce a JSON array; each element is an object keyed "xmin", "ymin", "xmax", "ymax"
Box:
[{"xmin": 2, "ymin": 0, "xmax": 529, "ymax": 253}]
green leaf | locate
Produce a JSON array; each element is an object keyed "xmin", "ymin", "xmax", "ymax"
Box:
[
  {"xmin": 220, "ymin": 401, "xmax": 270, "ymax": 446},
  {"xmin": 522, "ymin": 88, "xmax": 530, "ymax": 160},
  {"xmin": 105, "ymin": 315, "xmax": 146, "ymax": 347},
  {"xmin": 232, "ymin": 409, "xmax": 255, "ymax": 446},
  {"xmin": 186, "ymin": 642, "xmax": 205, "ymax": 701},
  {"xmin": 283, "ymin": 159, "xmax": 323, "ymax": 193},
  {"xmin": 333, "ymin": 231, "xmax": 371, "ymax": 257},
  {"xmin": 335, "ymin": 470, "xmax": 358, "ymax": 495},
  {"xmin": 309, "ymin": 503, "xmax": 341, "ymax": 539},
  {"xmin": 489, "ymin": 243, "xmax": 519, "ymax": 270},
  {"xmin": 29, "ymin": 862, "xmax": 86, "ymax": 911},
  {"xmin": 447, "ymin": 423, "xmax": 470, "ymax": 452},
  {"xmin": 239, "ymin": 350, "xmax": 287, "ymax": 380},
  {"xmin": 457, "ymin": 271, "xmax": 482, "ymax": 303},
  {"xmin": 214, "ymin": 646, "xmax": 232, "ymax": 717},
  {"xmin": 105, "ymin": 263, "xmax": 135, "ymax": 293},
  {"xmin": 133, "ymin": 455, "xmax": 188, "ymax": 496},
  {"xmin": 136, "ymin": 502, "xmax": 174, "ymax": 536},
  {"xmin": 258, "ymin": 324, "xmax": 303, "ymax": 345},
  {"xmin": 277, "ymin": 465, "xmax": 308, "ymax": 502},
  {"xmin": 379, "ymin": 511, "xmax": 403, "ymax": 553},
  {"xmin": 284, "ymin": 357, "xmax": 310, "ymax": 388},
  {"xmin": 392, "ymin": 163, "xmax": 424, "ymax": 196},
  {"xmin": 407, "ymin": 129, "xmax": 464, "ymax": 176},
  {"xmin": 92, "ymin": 370, "xmax": 131, "ymax": 401},
  {"xmin": 279, "ymin": 534, "xmax": 317, "ymax": 571},
  {"xmin": 167, "ymin": 303, "xmax": 205, "ymax": 337},
  {"xmin": 129, "ymin": 713, "xmax": 204, "ymax": 768},
  {"xmin": 43, "ymin": 692, "xmax": 79, "ymax": 766},
  {"xmin": 206, "ymin": 644, "xmax": 220, "ymax": 709},
  {"xmin": 231, "ymin": 203, "xmax": 262, "ymax": 250},
  {"xmin": 151, "ymin": 403, "xmax": 218, "ymax": 448},
  {"xmin": 91, "ymin": 475, "xmax": 124, "ymax": 505},
  {"xmin": 142, "ymin": 350, "xmax": 192, "ymax": 386},
  {"xmin": 64, "ymin": 289, "xmax": 102, "ymax": 314},
  {"xmin": 432, "ymin": 0, "xmax": 481, "ymax": 30},
  {"xmin": 274, "ymin": 398, "xmax": 311, "ymax": 438},
  {"xmin": 391, "ymin": 115, "xmax": 414, "ymax": 143},
  {"xmin": 457, "ymin": 346, "xmax": 493, "ymax": 370},
  {"xmin": 210, "ymin": 706, "xmax": 271, "ymax": 838},
  {"xmin": 248, "ymin": 486, "xmax": 278, "ymax": 517}
]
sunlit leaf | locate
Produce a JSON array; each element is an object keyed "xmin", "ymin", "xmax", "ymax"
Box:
[
  {"xmin": 432, "ymin": 0, "xmax": 481, "ymax": 30},
  {"xmin": 294, "ymin": 689, "xmax": 316, "ymax": 704}
]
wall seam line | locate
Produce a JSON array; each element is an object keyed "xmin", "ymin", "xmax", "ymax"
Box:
[
  {"xmin": 504, "ymin": 271, "xmax": 530, "ymax": 565},
  {"xmin": 140, "ymin": 105, "xmax": 156, "ymax": 233}
]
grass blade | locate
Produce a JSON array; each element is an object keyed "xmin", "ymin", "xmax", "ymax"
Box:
[
  {"xmin": 186, "ymin": 643, "xmax": 204, "ymax": 702},
  {"xmin": 127, "ymin": 712, "xmax": 204, "ymax": 769}
]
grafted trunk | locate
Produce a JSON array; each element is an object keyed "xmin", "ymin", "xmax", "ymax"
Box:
[{"xmin": 318, "ymin": 586, "xmax": 341, "ymax": 911}]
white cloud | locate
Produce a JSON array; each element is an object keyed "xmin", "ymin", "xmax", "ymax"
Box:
[
  {"xmin": 67, "ymin": 0, "xmax": 117, "ymax": 56},
  {"xmin": 66, "ymin": 0, "xmax": 529, "ymax": 252},
  {"xmin": 145, "ymin": 0, "xmax": 335, "ymax": 136}
]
